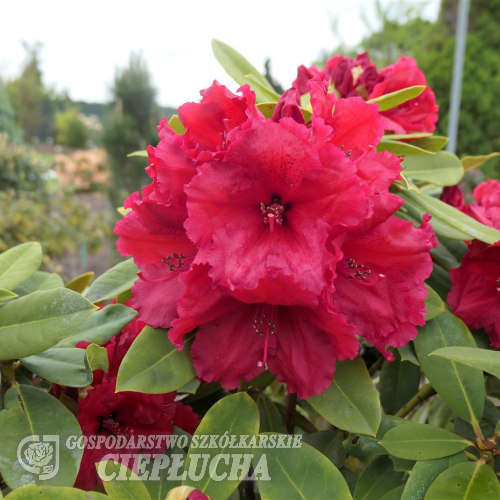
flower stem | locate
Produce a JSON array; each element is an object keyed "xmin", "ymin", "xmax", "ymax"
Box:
[
  {"xmin": 394, "ymin": 383, "xmax": 436, "ymax": 419},
  {"xmin": 285, "ymin": 392, "xmax": 297, "ymax": 434}
]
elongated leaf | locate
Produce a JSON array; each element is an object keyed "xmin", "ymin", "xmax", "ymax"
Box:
[
  {"xmin": 461, "ymin": 152, "xmax": 500, "ymax": 171},
  {"xmin": 411, "ymin": 136, "xmax": 448, "ymax": 152},
  {"xmin": 309, "ymin": 357, "xmax": 381, "ymax": 436},
  {"xmin": 0, "ymin": 288, "xmax": 17, "ymax": 302},
  {"xmin": 4, "ymin": 485, "xmax": 108, "ymax": 499},
  {"xmin": 303, "ymin": 431, "xmax": 346, "ymax": 468},
  {"xmin": 127, "ymin": 150, "xmax": 148, "ymax": 158},
  {"xmin": 384, "ymin": 133, "xmax": 432, "ymax": 140},
  {"xmin": 14, "ymin": 271, "xmax": 64, "ymax": 297},
  {"xmin": 400, "ymin": 190, "xmax": 500, "ymax": 244},
  {"xmin": 380, "ymin": 423, "xmax": 470, "ymax": 460},
  {"xmin": 168, "ymin": 115, "xmax": 185, "ymax": 134},
  {"xmin": 425, "ymin": 284, "xmax": 445, "ymax": 321},
  {"xmin": 0, "ymin": 288, "xmax": 97, "ymax": 360},
  {"xmin": 116, "ymin": 326, "xmax": 195, "ymax": 393},
  {"xmin": 399, "ymin": 342, "xmax": 419, "ymax": 366},
  {"xmin": 367, "ymin": 85, "xmax": 425, "ymax": 111},
  {"xmin": 380, "ymin": 485, "xmax": 405, "ymax": 500},
  {"xmin": 85, "ymin": 259, "xmax": 139, "ymax": 303},
  {"xmin": 402, "ymin": 151, "xmax": 464, "ymax": 186},
  {"xmin": 256, "ymin": 392, "xmax": 286, "ymax": 434},
  {"xmin": 65, "ymin": 272, "xmax": 94, "ymax": 293},
  {"xmin": 56, "ymin": 304, "xmax": 137, "ymax": 347},
  {"xmin": 245, "ymin": 74, "xmax": 280, "ymax": 101},
  {"xmin": 354, "ymin": 455, "xmax": 404, "ymax": 500},
  {"xmin": 0, "ymin": 383, "xmax": 83, "ymax": 488},
  {"xmin": 401, "ymin": 453, "xmax": 467, "ymax": 500},
  {"xmin": 431, "ymin": 346, "xmax": 500, "ymax": 379},
  {"xmin": 455, "ymin": 398, "xmax": 499, "ymax": 443},
  {"xmin": 0, "ymin": 242, "xmax": 42, "ymax": 291},
  {"xmin": 254, "ymin": 435, "xmax": 352, "ymax": 500},
  {"xmin": 377, "ymin": 139, "xmax": 435, "ymax": 156},
  {"xmin": 183, "ymin": 392, "xmax": 259, "ymax": 498},
  {"xmin": 380, "ymin": 349, "xmax": 421, "ymax": 415},
  {"xmin": 414, "ymin": 311, "xmax": 485, "ymax": 424},
  {"xmin": 97, "ymin": 461, "xmax": 151, "ymax": 500},
  {"xmin": 425, "ymin": 462, "xmax": 500, "ymax": 499},
  {"xmin": 212, "ymin": 39, "xmax": 275, "ymax": 102}
]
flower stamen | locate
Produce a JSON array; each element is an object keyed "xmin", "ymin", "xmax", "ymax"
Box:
[{"xmin": 261, "ymin": 198, "xmax": 285, "ymax": 232}]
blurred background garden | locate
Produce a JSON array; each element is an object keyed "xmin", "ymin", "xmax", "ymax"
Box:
[{"xmin": 1, "ymin": 0, "xmax": 498, "ymax": 279}]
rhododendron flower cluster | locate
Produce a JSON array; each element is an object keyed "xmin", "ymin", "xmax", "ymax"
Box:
[
  {"xmin": 293, "ymin": 52, "xmax": 439, "ymax": 134},
  {"xmin": 443, "ymin": 181, "xmax": 500, "ymax": 346},
  {"xmin": 58, "ymin": 309, "xmax": 200, "ymax": 491},
  {"xmin": 115, "ymin": 79, "xmax": 436, "ymax": 399}
]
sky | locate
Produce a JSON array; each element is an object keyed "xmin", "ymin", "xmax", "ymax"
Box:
[{"xmin": 0, "ymin": 0, "xmax": 440, "ymax": 108}]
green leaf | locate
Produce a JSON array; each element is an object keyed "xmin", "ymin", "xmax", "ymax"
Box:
[
  {"xmin": 177, "ymin": 378, "xmax": 200, "ymax": 395},
  {"xmin": 244, "ymin": 74, "xmax": 280, "ymax": 101},
  {"xmin": 431, "ymin": 346, "xmax": 500, "ymax": 380},
  {"xmin": 425, "ymin": 284, "xmax": 445, "ymax": 321},
  {"xmin": 353, "ymin": 455, "xmax": 404, "ymax": 500},
  {"xmin": 411, "ymin": 136, "xmax": 449, "ymax": 152},
  {"xmin": 127, "ymin": 150, "xmax": 148, "ymax": 158},
  {"xmin": 380, "ymin": 423, "xmax": 471, "ymax": 460},
  {"xmin": 401, "ymin": 453, "xmax": 467, "ymax": 500},
  {"xmin": 253, "ymin": 435, "xmax": 352, "ymax": 500},
  {"xmin": 142, "ymin": 449, "xmax": 187, "ymax": 499},
  {"xmin": 398, "ymin": 342, "xmax": 420, "ymax": 366},
  {"xmin": 97, "ymin": 461, "xmax": 151, "ymax": 500},
  {"xmin": 0, "ymin": 383, "xmax": 83, "ymax": 488},
  {"xmin": 461, "ymin": 152, "xmax": 500, "ymax": 171},
  {"xmin": 0, "ymin": 289, "xmax": 17, "ymax": 302},
  {"xmin": 384, "ymin": 133, "xmax": 433, "ymax": 140},
  {"xmin": 425, "ymin": 461, "xmax": 500, "ymax": 499},
  {"xmin": 302, "ymin": 430, "xmax": 346, "ymax": 469},
  {"xmin": 0, "ymin": 288, "xmax": 97, "ymax": 360},
  {"xmin": 85, "ymin": 259, "xmax": 139, "ymax": 303},
  {"xmin": 399, "ymin": 190, "xmax": 500, "ymax": 244},
  {"xmin": 116, "ymin": 326, "xmax": 195, "ymax": 393},
  {"xmin": 183, "ymin": 392, "xmax": 259, "ymax": 498},
  {"xmin": 256, "ymin": 102, "xmax": 312, "ymax": 122},
  {"xmin": 4, "ymin": 485, "xmax": 108, "ymax": 499},
  {"xmin": 308, "ymin": 357, "xmax": 381, "ymax": 436},
  {"xmin": 14, "ymin": 272, "xmax": 64, "ymax": 297},
  {"xmin": 65, "ymin": 272, "xmax": 94, "ymax": 293},
  {"xmin": 367, "ymin": 85, "xmax": 425, "ymax": 111},
  {"xmin": 380, "ymin": 349, "xmax": 421, "ymax": 415},
  {"xmin": 256, "ymin": 392, "xmax": 286, "ymax": 434},
  {"xmin": 0, "ymin": 242, "xmax": 42, "ymax": 291},
  {"xmin": 414, "ymin": 311, "xmax": 485, "ymax": 424},
  {"xmin": 56, "ymin": 304, "xmax": 137, "ymax": 347},
  {"xmin": 380, "ymin": 485, "xmax": 405, "ymax": 500},
  {"xmin": 168, "ymin": 114, "xmax": 186, "ymax": 134},
  {"xmin": 377, "ymin": 139, "xmax": 435, "ymax": 156},
  {"xmin": 454, "ymin": 398, "xmax": 499, "ymax": 443},
  {"xmin": 85, "ymin": 343, "xmax": 109, "ymax": 373},
  {"xmin": 211, "ymin": 39, "xmax": 275, "ymax": 102},
  {"xmin": 401, "ymin": 151, "xmax": 464, "ymax": 186}
]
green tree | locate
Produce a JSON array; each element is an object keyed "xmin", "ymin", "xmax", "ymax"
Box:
[
  {"xmin": 54, "ymin": 106, "xmax": 89, "ymax": 148},
  {"xmin": 0, "ymin": 82, "xmax": 22, "ymax": 143}
]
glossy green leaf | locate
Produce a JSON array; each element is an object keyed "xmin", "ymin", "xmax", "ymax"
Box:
[
  {"xmin": 85, "ymin": 344, "xmax": 109, "ymax": 373},
  {"xmin": 367, "ymin": 85, "xmax": 425, "ymax": 111},
  {"xmin": 0, "ymin": 242, "xmax": 42, "ymax": 291},
  {"xmin": 400, "ymin": 190, "xmax": 500, "ymax": 244},
  {"xmin": 431, "ymin": 346, "xmax": 500, "ymax": 379},
  {"xmin": 256, "ymin": 102, "xmax": 312, "ymax": 122},
  {"xmin": 354, "ymin": 455, "xmax": 404, "ymax": 500},
  {"xmin": 461, "ymin": 152, "xmax": 500, "ymax": 171},
  {"xmin": 0, "ymin": 383, "xmax": 83, "ymax": 488},
  {"xmin": 424, "ymin": 461, "xmax": 500, "ymax": 499},
  {"xmin": 65, "ymin": 272, "xmax": 94, "ymax": 293},
  {"xmin": 0, "ymin": 288, "xmax": 17, "ymax": 302},
  {"xmin": 0, "ymin": 288, "xmax": 97, "ymax": 360},
  {"xmin": 302, "ymin": 430, "xmax": 346, "ymax": 468},
  {"xmin": 256, "ymin": 392, "xmax": 286, "ymax": 434},
  {"xmin": 380, "ymin": 349, "xmax": 421, "ymax": 415},
  {"xmin": 117, "ymin": 326, "xmax": 195, "ymax": 393},
  {"xmin": 183, "ymin": 392, "xmax": 259, "ymax": 498},
  {"xmin": 380, "ymin": 485, "xmax": 405, "ymax": 500},
  {"xmin": 168, "ymin": 115, "xmax": 186, "ymax": 134},
  {"xmin": 127, "ymin": 150, "xmax": 148, "ymax": 158},
  {"xmin": 380, "ymin": 423, "xmax": 471, "ymax": 460},
  {"xmin": 309, "ymin": 357, "xmax": 381, "ymax": 436},
  {"xmin": 14, "ymin": 272, "xmax": 64, "ymax": 297},
  {"xmin": 56, "ymin": 304, "xmax": 137, "ymax": 347},
  {"xmin": 85, "ymin": 259, "xmax": 139, "ymax": 303},
  {"xmin": 402, "ymin": 151, "xmax": 464, "ymax": 186},
  {"xmin": 97, "ymin": 460, "xmax": 151, "ymax": 500},
  {"xmin": 212, "ymin": 39, "xmax": 275, "ymax": 103},
  {"xmin": 425, "ymin": 284, "xmax": 445, "ymax": 321},
  {"xmin": 245, "ymin": 74, "xmax": 281, "ymax": 101},
  {"xmin": 4, "ymin": 485, "xmax": 108, "ymax": 499},
  {"xmin": 411, "ymin": 136, "xmax": 449, "ymax": 152},
  {"xmin": 398, "ymin": 342, "xmax": 420, "ymax": 366},
  {"xmin": 254, "ymin": 435, "xmax": 352, "ymax": 500},
  {"xmin": 414, "ymin": 311, "xmax": 485, "ymax": 424},
  {"xmin": 401, "ymin": 453, "xmax": 467, "ymax": 500},
  {"xmin": 377, "ymin": 139, "xmax": 435, "ymax": 156}
]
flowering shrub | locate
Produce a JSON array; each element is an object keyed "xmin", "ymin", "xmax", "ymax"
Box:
[{"xmin": 1, "ymin": 40, "xmax": 500, "ymax": 499}]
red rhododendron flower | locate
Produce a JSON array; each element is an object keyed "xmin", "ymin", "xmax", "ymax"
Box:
[
  {"xmin": 440, "ymin": 185, "xmax": 469, "ymax": 214},
  {"xmin": 115, "ymin": 81, "xmax": 436, "ymax": 398},
  {"xmin": 469, "ymin": 179, "xmax": 500, "ymax": 230}
]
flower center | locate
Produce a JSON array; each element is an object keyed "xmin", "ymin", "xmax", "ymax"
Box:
[
  {"xmin": 261, "ymin": 197, "xmax": 285, "ymax": 233},
  {"xmin": 340, "ymin": 258, "xmax": 385, "ymax": 285},
  {"xmin": 253, "ymin": 308, "xmax": 277, "ymax": 368},
  {"xmin": 98, "ymin": 412, "xmax": 128, "ymax": 436}
]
